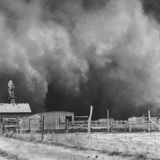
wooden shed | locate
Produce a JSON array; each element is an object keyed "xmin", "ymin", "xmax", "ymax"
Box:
[
  {"xmin": 0, "ymin": 103, "xmax": 31, "ymax": 122},
  {"xmin": 43, "ymin": 111, "xmax": 74, "ymax": 130},
  {"xmin": 20, "ymin": 111, "xmax": 74, "ymax": 132}
]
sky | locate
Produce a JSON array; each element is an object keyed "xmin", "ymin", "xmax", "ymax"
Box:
[{"xmin": 0, "ymin": 0, "xmax": 160, "ymax": 119}]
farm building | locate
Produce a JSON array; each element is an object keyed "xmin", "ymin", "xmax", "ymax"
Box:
[
  {"xmin": 43, "ymin": 111, "xmax": 74, "ymax": 130},
  {"xmin": 0, "ymin": 103, "xmax": 31, "ymax": 121},
  {"xmin": 0, "ymin": 80, "xmax": 32, "ymax": 121},
  {"xmin": 128, "ymin": 116, "xmax": 147, "ymax": 124},
  {"xmin": 20, "ymin": 111, "xmax": 74, "ymax": 132}
]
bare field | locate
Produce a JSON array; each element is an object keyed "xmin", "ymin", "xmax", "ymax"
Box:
[
  {"xmin": 43, "ymin": 132, "xmax": 160, "ymax": 159},
  {"xmin": 3, "ymin": 132, "xmax": 160, "ymax": 159},
  {"xmin": 0, "ymin": 135, "xmax": 123, "ymax": 160}
]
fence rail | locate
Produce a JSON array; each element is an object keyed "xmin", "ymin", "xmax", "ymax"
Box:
[
  {"xmin": 1, "ymin": 113, "xmax": 160, "ymax": 134},
  {"xmin": 1, "ymin": 119, "xmax": 160, "ymax": 133},
  {"xmin": 67, "ymin": 119, "xmax": 160, "ymax": 132}
]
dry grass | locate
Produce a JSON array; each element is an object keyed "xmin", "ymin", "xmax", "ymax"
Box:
[
  {"xmin": 4, "ymin": 132, "xmax": 160, "ymax": 159},
  {"xmin": 0, "ymin": 148, "xmax": 27, "ymax": 160}
]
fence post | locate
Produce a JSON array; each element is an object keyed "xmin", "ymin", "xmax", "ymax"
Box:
[
  {"xmin": 148, "ymin": 110, "xmax": 151, "ymax": 132},
  {"xmin": 28, "ymin": 118, "xmax": 31, "ymax": 133},
  {"xmin": 66, "ymin": 119, "xmax": 69, "ymax": 133},
  {"xmin": 3, "ymin": 118, "xmax": 5, "ymax": 133},
  {"xmin": 17, "ymin": 116, "xmax": 19, "ymax": 134},
  {"xmin": 88, "ymin": 105, "xmax": 93, "ymax": 133},
  {"xmin": 1, "ymin": 122, "xmax": 3, "ymax": 133},
  {"xmin": 0, "ymin": 122, "xmax": 2, "ymax": 133},
  {"xmin": 41, "ymin": 115, "xmax": 44, "ymax": 142},
  {"xmin": 129, "ymin": 123, "xmax": 132, "ymax": 132},
  {"xmin": 107, "ymin": 109, "xmax": 110, "ymax": 133}
]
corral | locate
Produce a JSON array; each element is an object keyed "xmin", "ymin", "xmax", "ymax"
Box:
[
  {"xmin": 1, "ymin": 105, "xmax": 160, "ymax": 134},
  {"xmin": 2, "ymin": 111, "xmax": 160, "ymax": 134}
]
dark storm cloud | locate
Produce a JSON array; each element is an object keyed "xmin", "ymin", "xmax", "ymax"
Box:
[
  {"xmin": 142, "ymin": 0, "xmax": 160, "ymax": 21},
  {"xmin": 45, "ymin": 0, "xmax": 160, "ymax": 119},
  {"xmin": 0, "ymin": 0, "xmax": 160, "ymax": 118}
]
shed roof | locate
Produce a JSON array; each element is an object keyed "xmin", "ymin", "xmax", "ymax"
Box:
[{"xmin": 0, "ymin": 103, "xmax": 31, "ymax": 113}]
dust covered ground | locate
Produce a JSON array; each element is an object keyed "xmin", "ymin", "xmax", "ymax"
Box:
[
  {"xmin": 0, "ymin": 136, "xmax": 126, "ymax": 160},
  {"xmin": 1, "ymin": 132, "xmax": 160, "ymax": 160}
]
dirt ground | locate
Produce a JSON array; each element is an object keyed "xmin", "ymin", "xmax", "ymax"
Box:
[
  {"xmin": 1, "ymin": 132, "xmax": 160, "ymax": 160},
  {"xmin": 41, "ymin": 132, "xmax": 160, "ymax": 159},
  {"xmin": 0, "ymin": 136, "xmax": 128, "ymax": 160}
]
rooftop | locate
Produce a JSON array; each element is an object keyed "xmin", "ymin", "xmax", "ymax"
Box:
[{"xmin": 0, "ymin": 103, "xmax": 31, "ymax": 113}]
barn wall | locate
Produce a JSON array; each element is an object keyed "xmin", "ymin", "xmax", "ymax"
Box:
[
  {"xmin": 43, "ymin": 112, "xmax": 74, "ymax": 130},
  {"xmin": 20, "ymin": 117, "xmax": 30, "ymax": 131},
  {"xmin": 20, "ymin": 111, "xmax": 74, "ymax": 131},
  {"xmin": 20, "ymin": 113, "xmax": 41, "ymax": 131},
  {"xmin": 0, "ymin": 113, "xmax": 30, "ymax": 122}
]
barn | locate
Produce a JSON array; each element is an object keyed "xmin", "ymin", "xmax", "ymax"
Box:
[{"xmin": 0, "ymin": 103, "xmax": 31, "ymax": 121}]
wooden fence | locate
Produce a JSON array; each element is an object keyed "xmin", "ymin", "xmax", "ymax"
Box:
[
  {"xmin": 1, "ymin": 116, "xmax": 160, "ymax": 144},
  {"xmin": 1, "ymin": 109, "xmax": 160, "ymax": 135},
  {"xmin": 1, "ymin": 118, "xmax": 19, "ymax": 133},
  {"xmin": 67, "ymin": 119, "xmax": 160, "ymax": 132}
]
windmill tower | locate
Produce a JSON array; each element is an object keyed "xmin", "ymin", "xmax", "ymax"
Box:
[{"xmin": 8, "ymin": 80, "xmax": 16, "ymax": 104}]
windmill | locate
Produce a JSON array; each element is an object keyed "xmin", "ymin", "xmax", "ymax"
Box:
[{"xmin": 8, "ymin": 80, "xmax": 16, "ymax": 104}]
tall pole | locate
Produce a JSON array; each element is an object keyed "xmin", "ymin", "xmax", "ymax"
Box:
[
  {"xmin": 88, "ymin": 105, "xmax": 93, "ymax": 133},
  {"xmin": 17, "ymin": 116, "xmax": 19, "ymax": 134},
  {"xmin": 148, "ymin": 110, "xmax": 151, "ymax": 132},
  {"xmin": 41, "ymin": 114, "xmax": 44, "ymax": 142},
  {"xmin": 107, "ymin": 109, "xmax": 110, "ymax": 133},
  {"xmin": 88, "ymin": 105, "xmax": 93, "ymax": 149}
]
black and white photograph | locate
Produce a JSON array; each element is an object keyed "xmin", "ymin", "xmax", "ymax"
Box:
[{"xmin": 0, "ymin": 0, "xmax": 159, "ymax": 159}]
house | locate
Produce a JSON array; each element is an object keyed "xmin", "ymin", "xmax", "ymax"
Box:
[{"xmin": 0, "ymin": 103, "xmax": 31, "ymax": 121}]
